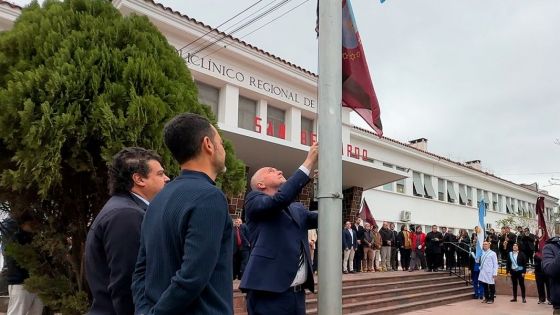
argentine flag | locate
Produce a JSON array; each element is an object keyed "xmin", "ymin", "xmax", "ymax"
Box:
[{"xmin": 475, "ymin": 199, "xmax": 486, "ymax": 261}]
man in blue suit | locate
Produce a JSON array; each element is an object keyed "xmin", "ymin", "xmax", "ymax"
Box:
[
  {"xmin": 342, "ymin": 221, "xmax": 358, "ymax": 273},
  {"xmin": 233, "ymin": 217, "xmax": 251, "ymax": 280},
  {"xmin": 240, "ymin": 143, "xmax": 318, "ymax": 315}
]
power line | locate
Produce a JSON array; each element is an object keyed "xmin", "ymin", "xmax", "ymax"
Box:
[
  {"xmin": 199, "ymin": 0, "xmax": 310, "ymax": 59},
  {"xmin": 186, "ymin": 0, "xmax": 279, "ymax": 54},
  {"xmin": 192, "ymin": 0, "xmax": 293, "ymax": 56},
  {"xmin": 239, "ymin": 0, "xmax": 311, "ymax": 39},
  {"xmin": 177, "ymin": 0, "xmax": 266, "ymax": 52}
]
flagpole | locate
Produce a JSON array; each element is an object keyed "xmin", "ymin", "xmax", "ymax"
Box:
[{"xmin": 317, "ymin": 0, "xmax": 342, "ymax": 314}]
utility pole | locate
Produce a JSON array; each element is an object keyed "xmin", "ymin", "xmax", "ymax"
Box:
[{"xmin": 317, "ymin": 0, "xmax": 343, "ymax": 314}]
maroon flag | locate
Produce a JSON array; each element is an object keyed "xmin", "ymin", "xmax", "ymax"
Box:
[
  {"xmin": 342, "ymin": 0, "xmax": 383, "ymax": 135},
  {"xmin": 359, "ymin": 199, "xmax": 377, "ymax": 228},
  {"xmin": 535, "ymin": 196, "xmax": 549, "ymax": 259}
]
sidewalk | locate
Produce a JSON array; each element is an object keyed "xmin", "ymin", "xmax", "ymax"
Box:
[{"xmin": 401, "ymin": 295, "xmax": 552, "ymax": 315}]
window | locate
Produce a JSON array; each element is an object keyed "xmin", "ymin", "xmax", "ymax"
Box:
[
  {"xmin": 511, "ymin": 199, "xmax": 517, "ymax": 215},
  {"xmin": 396, "ymin": 179, "xmax": 405, "ymax": 193},
  {"xmin": 506, "ymin": 197, "xmax": 511, "ymax": 214},
  {"xmin": 412, "ymin": 172, "xmax": 423, "ymax": 197},
  {"xmin": 492, "ymin": 193, "xmax": 498, "ymax": 211},
  {"xmin": 497, "ymin": 194, "xmax": 503, "ymax": 212},
  {"xmin": 238, "ymin": 96, "xmax": 257, "ymax": 131},
  {"xmin": 383, "ymin": 163, "xmax": 394, "ymax": 168},
  {"xmin": 484, "ymin": 191, "xmax": 490, "ymax": 210},
  {"xmin": 467, "ymin": 186, "xmax": 473, "ymax": 206},
  {"xmin": 396, "ymin": 166, "xmax": 407, "ymax": 172},
  {"xmin": 300, "ymin": 117, "xmax": 315, "ymax": 145},
  {"xmin": 267, "ymin": 106, "xmax": 286, "ymax": 139},
  {"xmin": 438, "ymin": 178, "xmax": 445, "ymax": 201},
  {"xmin": 446, "ymin": 181, "xmax": 456, "ymax": 203},
  {"xmin": 196, "ymin": 81, "xmax": 220, "ymax": 116},
  {"xmin": 383, "ymin": 182, "xmax": 394, "ymax": 191},
  {"xmin": 458, "ymin": 184, "xmax": 467, "ymax": 205},
  {"xmin": 423, "ymin": 175, "xmax": 436, "ymax": 199}
]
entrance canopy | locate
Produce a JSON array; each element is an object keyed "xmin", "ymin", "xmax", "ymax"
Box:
[{"xmin": 221, "ymin": 126, "xmax": 407, "ymax": 190}]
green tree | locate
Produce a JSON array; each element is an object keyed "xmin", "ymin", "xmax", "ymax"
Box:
[{"xmin": 0, "ymin": 0, "xmax": 245, "ymax": 313}]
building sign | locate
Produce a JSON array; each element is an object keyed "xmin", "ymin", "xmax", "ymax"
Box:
[
  {"xmin": 345, "ymin": 144, "xmax": 370, "ymax": 162},
  {"xmin": 179, "ymin": 51, "xmax": 317, "ymax": 109}
]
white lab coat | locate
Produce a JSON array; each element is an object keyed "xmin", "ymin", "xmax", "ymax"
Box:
[{"xmin": 478, "ymin": 249, "xmax": 498, "ymax": 284}]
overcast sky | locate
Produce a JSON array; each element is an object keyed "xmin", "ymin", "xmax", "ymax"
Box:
[{"xmin": 11, "ymin": 0, "xmax": 560, "ymax": 199}]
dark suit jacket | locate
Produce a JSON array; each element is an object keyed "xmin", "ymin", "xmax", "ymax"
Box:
[
  {"xmin": 342, "ymin": 229, "xmax": 357, "ymax": 250},
  {"xmin": 352, "ymin": 225, "xmax": 364, "ymax": 242},
  {"xmin": 233, "ymin": 223, "xmax": 250, "ymax": 252},
  {"xmin": 85, "ymin": 193, "xmax": 147, "ymax": 315},
  {"xmin": 443, "ymin": 233, "xmax": 458, "ymax": 252},
  {"xmin": 131, "ymin": 170, "xmax": 233, "ymax": 315},
  {"xmin": 506, "ymin": 251, "xmax": 528, "ymax": 274},
  {"xmin": 426, "ymin": 231, "xmax": 444, "ymax": 254},
  {"xmin": 240, "ymin": 169, "xmax": 318, "ymax": 293}
]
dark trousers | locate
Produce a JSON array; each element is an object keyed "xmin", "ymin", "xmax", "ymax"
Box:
[
  {"xmin": 426, "ymin": 252, "xmax": 442, "ymax": 270},
  {"xmin": 480, "ymin": 281, "xmax": 495, "ymax": 301},
  {"xmin": 510, "ymin": 270, "xmax": 526, "ymax": 299},
  {"xmin": 535, "ymin": 271, "xmax": 551, "ymax": 302},
  {"xmin": 458, "ymin": 251, "xmax": 469, "ymax": 267},
  {"xmin": 390, "ymin": 246, "xmax": 398, "ymax": 270},
  {"xmin": 233, "ymin": 248, "xmax": 249, "ymax": 280},
  {"xmin": 523, "ymin": 250, "xmax": 534, "ymax": 265},
  {"xmin": 399, "ymin": 248, "xmax": 411, "ymax": 270},
  {"xmin": 354, "ymin": 244, "xmax": 363, "ymax": 271},
  {"xmin": 445, "ymin": 250, "xmax": 456, "ymax": 269},
  {"xmin": 247, "ymin": 289, "xmax": 305, "ymax": 315}
]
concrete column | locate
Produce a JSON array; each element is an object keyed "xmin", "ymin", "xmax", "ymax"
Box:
[
  {"xmin": 286, "ymin": 107, "xmax": 302, "ymax": 144},
  {"xmin": 219, "ymin": 84, "xmax": 239, "ymax": 127}
]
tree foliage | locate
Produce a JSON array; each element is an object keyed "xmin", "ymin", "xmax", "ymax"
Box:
[{"xmin": 0, "ymin": 0, "xmax": 245, "ymax": 313}]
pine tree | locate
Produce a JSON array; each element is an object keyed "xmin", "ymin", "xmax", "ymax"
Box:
[{"xmin": 0, "ymin": 0, "xmax": 245, "ymax": 313}]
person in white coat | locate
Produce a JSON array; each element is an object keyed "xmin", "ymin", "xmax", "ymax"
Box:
[{"xmin": 478, "ymin": 241, "xmax": 499, "ymax": 304}]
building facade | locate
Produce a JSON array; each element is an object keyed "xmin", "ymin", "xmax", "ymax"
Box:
[{"xmin": 2, "ymin": 0, "xmax": 558, "ymax": 234}]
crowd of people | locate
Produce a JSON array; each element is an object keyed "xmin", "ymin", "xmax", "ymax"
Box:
[{"xmin": 337, "ymin": 218, "xmax": 555, "ymax": 307}]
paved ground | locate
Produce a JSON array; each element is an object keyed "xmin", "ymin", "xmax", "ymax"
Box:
[{"xmin": 401, "ymin": 295, "xmax": 552, "ymax": 315}]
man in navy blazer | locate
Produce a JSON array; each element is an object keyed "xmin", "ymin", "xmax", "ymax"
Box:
[
  {"xmin": 132, "ymin": 113, "xmax": 233, "ymax": 315},
  {"xmin": 342, "ymin": 221, "xmax": 358, "ymax": 273},
  {"xmin": 240, "ymin": 143, "xmax": 318, "ymax": 315},
  {"xmin": 85, "ymin": 147, "xmax": 169, "ymax": 315},
  {"xmin": 233, "ymin": 217, "xmax": 251, "ymax": 280}
]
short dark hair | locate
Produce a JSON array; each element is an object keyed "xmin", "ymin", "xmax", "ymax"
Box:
[
  {"xmin": 108, "ymin": 147, "xmax": 163, "ymax": 196},
  {"xmin": 164, "ymin": 113, "xmax": 215, "ymax": 164}
]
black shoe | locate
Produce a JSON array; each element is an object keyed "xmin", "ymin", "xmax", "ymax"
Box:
[
  {"xmin": 350, "ymin": 270, "xmax": 356, "ymax": 274},
  {"xmin": 522, "ymin": 298, "xmax": 526, "ymax": 303},
  {"xmin": 510, "ymin": 299, "xmax": 517, "ymax": 302},
  {"xmin": 486, "ymin": 300, "xmax": 494, "ymax": 304},
  {"xmin": 343, "ymin": 271, "xmax": 349, "ymax": 274},
  {"xmin": 481, "ymin": 299, "xmax": 487, "ymax": 303}
]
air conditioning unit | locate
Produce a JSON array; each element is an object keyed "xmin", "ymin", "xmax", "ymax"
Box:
[
  {"xmin": 485, "ymin": 223, "xmax": 492, "ymax": 230},
  {"xmin": 400, "ymin": 210, "xmax": 411, "ymax": 222}
]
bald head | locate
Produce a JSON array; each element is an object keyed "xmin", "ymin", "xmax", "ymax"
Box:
[{"xmin": 250, "ymin": 166, "xmax": 286, "ymax": 195}]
